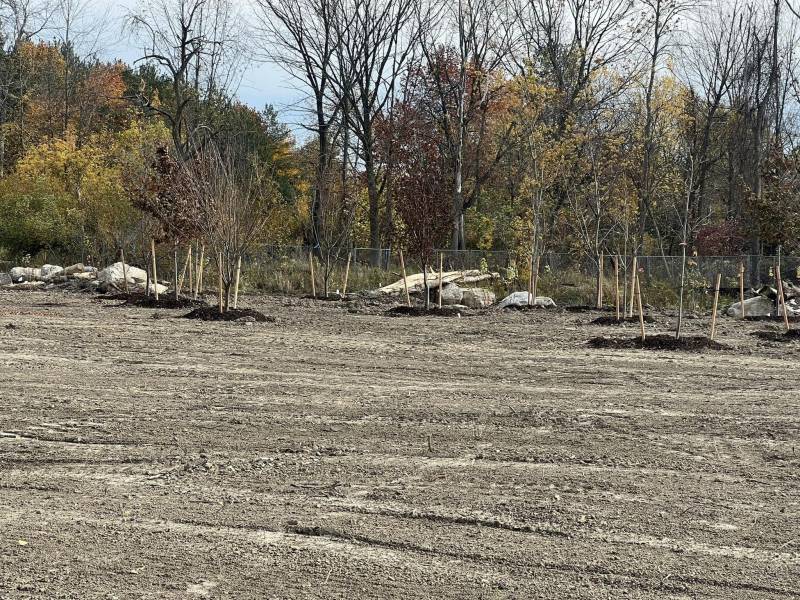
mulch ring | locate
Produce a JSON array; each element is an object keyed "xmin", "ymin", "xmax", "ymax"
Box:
[
  {"xmin": 564, "ymin": 305, "xmax": 616, "ymax": 313},
  {"xmin": 588, "ymin": 334, "xmax": 725, "ymax": 352},
  {"xmin": 386, "ymin": 305, "xmax": 474, "ymax": 317},
  {"xmin": 502, "ymin": 304, "xmax": 555, "ymax": 311},
  {"xmin": 183, "ymin": 306, "xmax": 275, "ymax": 322},
  {"xmin": 591, "ymin": 315, "xmax": 656, "ymax": 325},
  {"xmin": 752, "ymin": 329, "xmax": 800, "ymax": 342},
  {"xmin": 98, "ymin": 293, "xmax": 206, "ymax": 310}
]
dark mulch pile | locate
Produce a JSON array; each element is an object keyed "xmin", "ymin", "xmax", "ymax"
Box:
[
  {"xmin": 565, "ymin": 305, "xmax": 615, "ymax": 313},
  {"xmin": 752, "ymin": 329, "xmax": 800, "ymax": 342},
  {"xmin": 386, "ymin": 305, "xmax": 473, "ymax": 317},
  {"xmin": 99, "ymin": 293, "xmax": 206, "ymax": 310},
  {"xmin": 588, "ymin": 334, "xmax": 725, "ymax": 352},
  {"xmin": 591, "ymin": 315, "xmax": 656, "ymax": 325},
  {"xmin": 183, "ymin": 306, "xmax": 275, "ymax": 322},
  {"xmin": 502, "ymin": 304, "xmax": 554, "ymax": 311}
]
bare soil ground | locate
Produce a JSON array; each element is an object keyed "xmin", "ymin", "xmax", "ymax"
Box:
[{"xmin": 1, "ymin": 289, "xmax": 798, "ymax": 599}]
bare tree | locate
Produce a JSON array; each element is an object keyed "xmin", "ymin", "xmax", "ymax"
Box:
[
  {"xmin": 636, "ymin": 0, "xmax": 695, "ymax": 254},
  {"xmin": 335, "ymin": 0, "xmax": 419, "ymax": 265},
  {"xmin": 127, "ymin": 0, "xmax": 247, "ymax": 160},
  {"xmin": 417, "ymin": 0, "xmax": 515, "ymax": 251},
  {"xmin": 255, "ymin": 0, "xmax": 346, "ymax": 252}
]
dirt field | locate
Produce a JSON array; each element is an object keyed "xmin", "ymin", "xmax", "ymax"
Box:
[{"xmin": 1, "ymin": 289, "xmax": 798, "ymax": 599}]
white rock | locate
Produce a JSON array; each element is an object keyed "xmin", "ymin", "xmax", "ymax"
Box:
[
  {"xmin": 148, "ymin": 283, "xmax": 169, "ymax": 295},
  {"xmin": 41, "ymin": 264, "xmax": 63, "ymax": 280},
  {"xmin": 461, "ymin": 287, "xmax": 496, "ymax": 309},
  {"xmin": 98, "ymin": 262, "xmax": 148, "ymax": 286},
  {"xmin": 64, "ymin": 263, "xmax": 85, "ymax": 276},
  {"xmin": 10, "ymin": 267, "xmax": 41, "ymax": 283},
  {"xmin": 726, "ymin": 296, "xmax": 775, "ymax": 318},
  {"xmin": 438, "ymin": 283, "xmax": 464, "ymax": 305},
  {"xmin": 498, "ymin": 291, "xmax": 556, "ymax": 309}
]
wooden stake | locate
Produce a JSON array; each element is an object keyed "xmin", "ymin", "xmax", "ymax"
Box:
[
  {"xmin": 150, "ymin": 238, "xmax": 159, "ymax": 301},
  {"xmin": 438, "ymin": 252, "xmax": 444, "ymax": 309},
  {"xmin": 532, "ymin": 255, "xmax": 540, "ymax": 302},
  {"xmin": 710, "ymin": 273, "xmax": 722, "ymax": 340},
  {"xmin": 614, "ymin": 255, "xmax": 620, "ymax": 321},
  {"xmin": 738, "ymin": 261, "xmax": 745, "ymax": 319},
  {"xmin": 596, "ymin": 252, "xmax": 604, "ymax": 309},
  {"xmin": 120, "ymin": 246, "xmax": 129, "ymax": 294},
  {"xmin": 233, "ymin": 255, "xmax": 242, "ymax": 309},
  {"xmin": 177, "ymin": 245, "xmax": 192, "ymax": 295},
  {"xmin": 399, "ymin": 249, "xmax": 411, "ymax": 307},
  {"xmin": 636, "ymin": 272, "xmax": 645, "ymax": 342},
  {"xmin": 776, "ymin": 269, "xmax": 790, "ymax": 332},
  {"xmin": 628, "ymin": 256, "xmax": 637, "ymax": 317},
  {"xmin": 173, "ymin": 245, "xmax": 180, "ymax": 301},
  {"xmin": 527, "ymin": 252, "xmax": 534, "ymax": 307},
  {"xmin": 309, "ymin": 251, "xmax": 316, "ymax": 298},
  {"xmin": 342, "ymin": 251, "xmax": 352, "ymax": 298},
  {"xmin": 218, "ymin": 252, "xmax": 224, "ymax": 314},
  {"xmin": 187, "ymin": 245, "xmax": 194, "ymax": 299},
  {"xmin": 196, "ymin": 244, "xmax": 205, "ymax": 298}
]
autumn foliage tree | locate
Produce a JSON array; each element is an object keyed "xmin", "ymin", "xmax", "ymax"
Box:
[{"xmin": 390, "ymin": 102, "xmax": 452, "ymax": 309}]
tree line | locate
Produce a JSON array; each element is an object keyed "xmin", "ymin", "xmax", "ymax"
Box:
[{"xmin": 1, "ymin": 0, "xmax": 798, "ymax": 280}]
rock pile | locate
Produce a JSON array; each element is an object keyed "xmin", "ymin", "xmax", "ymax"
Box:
[
  {"xmin": 726, "ymin": 281, "xmax": 800, "ymax": 317},
  {"xmin": 1, "ymin": 261, "xmax": 168, "ymax": 295}
]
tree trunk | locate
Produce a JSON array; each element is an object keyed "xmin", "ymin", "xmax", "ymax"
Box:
[{"xmin": 366, "ymin": 151, "xmax": 381, "ymax": 266}]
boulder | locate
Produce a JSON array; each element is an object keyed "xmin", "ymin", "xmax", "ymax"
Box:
[
  {"xmin": 378, "ymin": 270, "xmax": 498, "ymax": 295},
  {"xmin": 726, "ymin": 295, "xmax": 775, "ymax": 318},
  {"xmin": 98, "ymin": 262, "xmax": 148, "ymax": 287},
  {"xmin": 149, "ymin": 283, "xmax": 169, "ymax": 296},
  {"xmin": 64, "ymin": 263, "xmax": 85, "ymax": 276},
  {"xmin": 498, "ymin": 291, "xmax": 556, "ymax": 309},
  {"xmin": 461, "ymin": 287, "xmax": 496, "ymax": 309},
  {"xmin": 438, "ymin": 283, "xmax": 464, "ymax": 305},
  {"xmin": 0, "ymin": 272, "xmax": 11, "ymax": 286},
  {"xmin": 10, "ymin": 267, "xmax": 41, "ymax": 283},
  {"xmin": 40, "ymin": 264, "xmax": 63, "ymax": 280}
]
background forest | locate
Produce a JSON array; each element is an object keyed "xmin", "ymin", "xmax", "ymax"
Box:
[{"xmin": 1, "ymin": 0, "xmax": 798, "ymax": 281}]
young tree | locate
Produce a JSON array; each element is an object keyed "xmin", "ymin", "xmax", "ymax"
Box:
[
  {"xmin": 391, "ymin": 96, "xmax": 452, "ymax": 309},
  {"xmin": 184, "ymin": 145, "xmax": 282, "ymax": 311}
]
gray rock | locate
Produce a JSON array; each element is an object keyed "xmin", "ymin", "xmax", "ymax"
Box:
[
  {"xmin": 438, "ymin": 283, "xmax": 464, "ymax": 305},
  {"xmin": 41, "ymin": 264, "xmax": 63, "ymax": 280},
  {"xmin": 726, "ymin": 295, "xmax": 775, "ymax": 317},
  {"xmin": 10, "ymin": 267, "xmax": 41, "ymax": 283},
  {"xmin": 0, "ymin": 272, "xmax": 11, "ymax": 286},
  {"xmin": 498, "ymin": 291, "xmax": 556, "ymax": 309},
  {"xmin": 461, "ymin": 287, "xmax": 496, "ymax": 309},
  {"xmin": 64, "ymin": 263, "xmax": 85, "ymax": 276}
]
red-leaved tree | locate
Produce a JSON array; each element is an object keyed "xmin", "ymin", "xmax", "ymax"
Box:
[{"xmin": 388, "ymin": 101, "xmax": 452, "ymax": 309}]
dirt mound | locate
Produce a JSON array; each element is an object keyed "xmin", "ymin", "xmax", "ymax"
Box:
[
  {"xmin": 386, "ymin": 305, "xmax": 473, "ymax": 317},
  {"xmin": 591, "ymin": 315, "xmax": 656, "ymax": 325},
  {"xmin": 588, "ymin": 334, "xmax": 725, "ymax": 352},
  {"xmin": 183, "ymin": 306, "xmax": 275, "ymax": 322},
  {"xmin": 752, "ymin": 329, "xmax": 800, "ymax": 342},
  {"xmin": 99, "ymin": 293, "xmax": 206, "ymax": 310}
]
